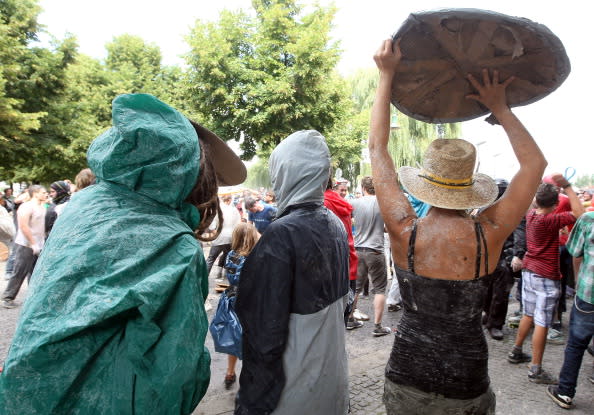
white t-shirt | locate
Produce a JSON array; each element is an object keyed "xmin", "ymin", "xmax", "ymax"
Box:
[
  {"xmin": 210, "ymin": 202, "xmax": 241, "ymax": 246},
  {"xmin": 14, "ymin": 201, "xmax": 47, "ymax": 248}
]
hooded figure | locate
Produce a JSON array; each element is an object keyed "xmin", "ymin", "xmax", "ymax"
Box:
[
  {"xmin": 45, "ymin": 180, "xmax": 71, "ymax": 235},
  {"xmin": 0, "ymin": 94, "xmax": 245, "ymax": 414},
  {"xmin": 235, "ymin": 130, "xmax": 350, "ymax": 414}
]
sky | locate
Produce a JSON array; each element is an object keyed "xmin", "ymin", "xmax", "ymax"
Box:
[{"xmin": 37, "ymin": 0, "xmax": 593, "ymax": 182}]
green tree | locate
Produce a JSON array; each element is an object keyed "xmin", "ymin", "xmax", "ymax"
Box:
[
  {"xmin": 245, "ymin": 158, "xmax": 272, "ymax": 189},
  {"xmin": 105, "ymin": 35, "xmax": 193, "ymax": 115},
  {"xmin": 105, "ymin": 34, "xmax": 162, "ymax": 94},
  {"xmin": 575, "ymin": 174, "xmax": 594, "ymax": 188},
  {"xmin": 0, "ymin": 0, "xmax": 46, "ymax": 176},
  {"xmin": 185, "ymin": 0, "xmax": 348, "ymax": 160},
  {"xmin": 344, "ymin": 68, "xmax": 461, "ymax": 183}
]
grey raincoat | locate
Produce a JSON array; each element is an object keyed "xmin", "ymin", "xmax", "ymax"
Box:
[{"xmin": 235, "ymin": 130, "xmax": 350, "ymax": 414}]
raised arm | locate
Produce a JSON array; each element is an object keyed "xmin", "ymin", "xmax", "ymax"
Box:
[
  {"xmin": 368, "ymin": 39, "xmax": 415, "ymax": 244},
  {"xmin": 469, "ymin": 69, "xmax": 547, "ymax": 239},
  {"xmin": 550, "ymin": 173, "xmax": 585, "ymax": 219}
]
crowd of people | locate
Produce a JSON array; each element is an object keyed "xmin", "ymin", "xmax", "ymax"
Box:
[{"xmin": 0, "ymin": 40, "xmax": 592, "ymax": 415}]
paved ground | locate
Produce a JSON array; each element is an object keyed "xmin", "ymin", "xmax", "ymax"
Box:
[{"xmin": 1, "ymin": 258, "xmax": 592, "ymax": 414}]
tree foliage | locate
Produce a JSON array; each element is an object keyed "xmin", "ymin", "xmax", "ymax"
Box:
[
  {"xmin": 185, "ymin": 0, "xmax": 349, "ymax": 160},
  {"xmin": 0, "ymin": 0, "xmax": 46, "ymax": 175},
  {"xmin": 343, "ymin": 68, "xmax": 461, "ymax": 186},
  {"xmin": 575, "ymin": 174, "xmax": 594, "ymax": 189},
  {"xmin": 0, "ymin": 5, "xmax": 186, "ymax": 183}
]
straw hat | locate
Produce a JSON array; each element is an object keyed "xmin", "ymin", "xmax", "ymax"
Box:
[{"xmin": 399, "ymin": 139, "xmax": 498, "ymax": 210}]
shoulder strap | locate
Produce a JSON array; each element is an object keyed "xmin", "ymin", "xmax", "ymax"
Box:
[
  {"xmin": 473, "ymin": 219, "xmax": 489, "ymax": 279},
  {"xmin": 408, "ymin": 219, "xmax": 418, "ymax": 273}
]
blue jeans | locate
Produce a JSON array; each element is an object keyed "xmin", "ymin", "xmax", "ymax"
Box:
[{"xmin": 557, "ymin": 296, "xmax": 594, "ymax": 398}]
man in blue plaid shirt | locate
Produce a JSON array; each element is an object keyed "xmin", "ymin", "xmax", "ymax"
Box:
[{"xmin": 546, "ymin": 211, "xmax": 594, "ymax": 409}]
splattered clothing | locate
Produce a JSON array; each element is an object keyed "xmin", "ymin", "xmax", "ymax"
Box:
[{"xmin": 384, "ymin": 220, "xmax": 495, "ymax": 414}]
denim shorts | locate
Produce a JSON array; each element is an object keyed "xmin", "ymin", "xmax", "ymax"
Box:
[{"xmin": 521, "ymin": 270, "xmax": 560, "ymax": 327}]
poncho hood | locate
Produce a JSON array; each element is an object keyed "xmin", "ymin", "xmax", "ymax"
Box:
[
  {"xmin": 269, "ymin": 130, "xmax": 330, "ymax": 217},
  {"xmin": 87, "ymin": 94, "xmax": 199, "ymax": 209}
]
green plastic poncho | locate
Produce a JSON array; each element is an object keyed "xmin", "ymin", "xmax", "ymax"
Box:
[{"xmin": 0, "ymin": 94, "xmax": 211, "ymax": 414}]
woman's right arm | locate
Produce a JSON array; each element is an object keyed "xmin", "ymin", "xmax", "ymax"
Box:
[
  {"xmin": 368, "ymin": 40, "xmax": 416, "ymax": 250},
  {"xmin": 469, "ymin": 70, "xmax": 547, "ymax": 240}
]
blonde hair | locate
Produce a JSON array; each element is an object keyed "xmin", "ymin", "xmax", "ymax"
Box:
[{"xmin": 231, "ymin": 223, "xmax": 260, "ymax": 257}]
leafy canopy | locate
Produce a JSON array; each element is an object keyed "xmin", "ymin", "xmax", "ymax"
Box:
[{"xmin": 185, "ymin": 0, "xmax": 349, "ymax": 160}]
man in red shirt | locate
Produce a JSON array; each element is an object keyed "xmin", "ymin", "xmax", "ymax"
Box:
[
  {"xmin": 324, "ymin": 178, "xmax": 360, "ymax": 329},
  {"xmin": 508, "ymin": 174, "xmax": 584, "ymax": 384},
  {"xmin": 543, "ymin": 176, "xmax": 574, "ymax": 344}
]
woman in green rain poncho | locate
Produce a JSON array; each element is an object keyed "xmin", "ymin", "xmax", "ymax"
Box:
[{"xmin": 0, "ymin": 94, "xmax": 246, "ymax": 414}]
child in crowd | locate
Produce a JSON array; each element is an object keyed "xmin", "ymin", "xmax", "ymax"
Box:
[{"xmin": 212, "ymin": 222, "xmax": 260, "ymax": 389}]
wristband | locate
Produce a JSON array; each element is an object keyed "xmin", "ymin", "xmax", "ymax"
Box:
[{"xmin": 561, "ymin": 183, "xmax": 571, "ymax": 189}]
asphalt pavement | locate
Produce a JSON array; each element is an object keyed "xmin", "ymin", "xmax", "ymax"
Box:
[{"xmin": 1, "ymin": 259, "xmax": 592, "ymax": 414}]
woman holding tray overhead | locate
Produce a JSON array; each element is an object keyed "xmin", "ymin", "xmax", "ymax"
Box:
[{"xmin": 369, "ymin": 38, "xmax": 547, "ymax": 414}]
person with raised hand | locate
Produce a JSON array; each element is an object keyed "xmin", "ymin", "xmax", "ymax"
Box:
[{"xmin": 369, "ymin": 38, "xmax": 547, "ymax": 414}]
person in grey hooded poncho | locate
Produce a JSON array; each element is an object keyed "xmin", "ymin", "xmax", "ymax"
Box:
[{"xmin": 235, "ymin": 130, "xmax": 350, "ymax": 414}]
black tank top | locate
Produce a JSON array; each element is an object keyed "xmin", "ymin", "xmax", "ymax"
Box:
[{"xmin": 385, "ymin": 219, "xmax": 493, "ymax": 399}]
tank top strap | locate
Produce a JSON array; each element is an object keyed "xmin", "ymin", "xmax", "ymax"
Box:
[
  {"xmin": 473, "ymin": 218, "xmax": 489, "ymax": 279},
  {"xmin": 408, "ymin": 219, "xmax": 418, "ymax": 273}
]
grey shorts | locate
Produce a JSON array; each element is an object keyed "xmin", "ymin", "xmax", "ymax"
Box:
[
  {"xmin": 521, "ymin": 270, "xmax": 560, "ymax": 327},
  {"xmin": 383, "ymin": 377, "xmax": 495, "ymax": 415},
  {"xmin": 355, "ymin": 248, "xmax": 387, "ymax": 295}
]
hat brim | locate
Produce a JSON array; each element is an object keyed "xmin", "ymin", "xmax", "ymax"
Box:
[
  {"xmin": 399, "ymin": 166, "xmax": 498, "ymax": 210},
  {"xmin": 191, "ymin": 122, "xmax": 247, "ymax": 186}
]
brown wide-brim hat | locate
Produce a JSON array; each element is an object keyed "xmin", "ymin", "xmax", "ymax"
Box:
[
  {"xmin": 399, "ymin": 139, "xmax": 498, "ymax": 210},
  {"xmin": 391, "ymin": 8, "xmax": 571, "ymax": 124},
  {"xmin": 190, "ymin": 121, "xmax": 247, "ymax": 186}
]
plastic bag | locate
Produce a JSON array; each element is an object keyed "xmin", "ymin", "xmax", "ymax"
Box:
[
  {"xmin": 0, "ymin": 206, "xmax": 15, "ymax": 241},
  {"xmin": 210, "ymin": 289, "xmax": 243, "ymax": 359}
]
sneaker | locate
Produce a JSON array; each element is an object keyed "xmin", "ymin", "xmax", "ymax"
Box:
[
  {"xmin": 508, "ymin": 350, "xmax": 532, "ymax": 364},
  {"xmin": 387, "ymin": 303, "xmax": 402, "ymax": 312},
  {"xmin": 528, "ymin": 368, "xmax": 558, "ymax": 384},
  {"xmin": 1, "ymin": 299, "xmax": 19, "ymax": 309},
  {"xmin": 547, "ymin": 328, "xmax": 565, "ymax": 345},
  {"xmin": 372, "ymin": 326, "xmax": 391, "ymax": 337},
  {"xmin": 546, "ymin": 385, "xmax": 572, "ymax": 409},
  {"xmin": 587, "ymin": 344, "xmax": 594, "ymax": 357},
  {"xmin": 489, "ymin": 328, "xmax": 504, "ymax": 341},
  {"xmin": 589, "ymin": 372, "xmax": 594, "ymax": 384},
  {"xmin": 353, "ymin": 309, "xmax": 369, "ymax": 321},
  {"xmin": 346, "ymin": 319, "xmax": 363, "ymax": 330}
]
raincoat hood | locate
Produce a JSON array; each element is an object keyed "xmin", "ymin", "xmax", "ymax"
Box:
[
  {"xmin": 87, "ymin": 94, "xmax": 199, "ymax": 209},
  {"xmin": 269, "ymin": 130, "xmax": 330, "ymax": 217}
]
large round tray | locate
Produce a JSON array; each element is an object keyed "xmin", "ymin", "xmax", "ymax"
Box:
[{"xmin": 391, "ymin": 9, "xmax": 571, "ymax": 123}]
